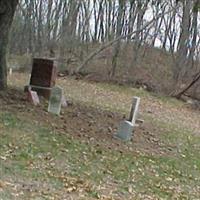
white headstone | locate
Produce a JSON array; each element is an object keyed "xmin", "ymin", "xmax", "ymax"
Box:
[
  {"xmin": 115, "ymin": 96, "xmax": 141, "ymax": 141},
  {"xmin": 129, "ymin": 97, "xmax": 141, "ymax": 125},
  {"xmin": 61, "ymin": 95, "xmax": 68, "ymax": 107},
  {"xmin": 9, "ymin": 68, "xmax": 13, "ymax": 76},
  {"xmin": 115, "ymin": 121, "xmax": 134, "ymax": 141},
  {"xmin": 27, "ymin": 90, "xmax": 40, "ymax": 106},
  {"xmin": 48, "ymin": 86, "xmax": 63, "ymax": 115}
]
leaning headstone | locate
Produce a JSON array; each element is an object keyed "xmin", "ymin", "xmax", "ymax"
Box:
[
  {"xmin": 27, "ymin": 90, "xmax": 40, "ymax": 106},
  {"xmin": 115, "ymin": 97, "xmax": 141, "ymax": 141},
  {"xmin": 48, "ymin": 86, "xmax": 63, "ymax": 115}
]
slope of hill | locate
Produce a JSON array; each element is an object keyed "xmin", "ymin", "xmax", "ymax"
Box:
[
  {"xmin": 0, "ymin": 73, "xmax": 199, "ymax": 199},
  {"xmin": 10, "ymin": 43, "xmax": 200, "ymax": 100}
]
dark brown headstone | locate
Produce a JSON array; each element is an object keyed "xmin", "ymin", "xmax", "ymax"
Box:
[
  {"xmin": 28, "ymin": 58, "xmax": 57, "ymax": 99},
  {"xmin": 30, "ymin": 58, "xmax": 57, "ymax": 87}
]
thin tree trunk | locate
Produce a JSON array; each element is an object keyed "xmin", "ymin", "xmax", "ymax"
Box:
[
  {"xmin": 174, "ymin": 0, "xmax": 191, "ymax": 81},
  {"xmin": 110, "ymin": 0, "xmax": 124, "ymax": 78},
  {"xmin": 76, "ymin": 10, "xmax": 172, "ymax": 73},
  {"xmin": 0, "ymin": 0, "xmax": 18, "ymax": 90}
]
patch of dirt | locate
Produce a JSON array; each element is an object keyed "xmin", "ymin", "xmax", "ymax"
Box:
[
  {"xmin": 7, "ymin": 73, "xmax": 200, "ymax": 136},
  {"xmin": 0, "ymin": 88, "xmax": 175, "ymax": 156},
  {"xmin": 57, "ymin": 76, "xmax": 200, "ymax": 136}
]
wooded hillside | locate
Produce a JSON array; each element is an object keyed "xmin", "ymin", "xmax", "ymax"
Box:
[{"xmin": 7, "ymin": 0, "xmax": 200, "ymax": 99}]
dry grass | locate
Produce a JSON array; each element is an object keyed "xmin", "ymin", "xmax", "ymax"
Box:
[
  {"xmin": 8, "ymin": 72, "xmax": 200, "ymax": 135},
  {"xmin": 1, "ymin": 72, "xmax": 199, "ymax": 199},
  {"xmin": 59, "ymin": 77, "xmax": 200, "ymax": 135}
]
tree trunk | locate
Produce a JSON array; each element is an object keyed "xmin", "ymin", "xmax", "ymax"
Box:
[
  {"xmin": 174, "ymin": 0, "xmax": 191, "ymax": 81},
  {"xmin": 0, "ymin": 0, "xmax": 18, "ymax": 90},
  {"xmin": 110, "ymin": 0, "xmax": 124, "ymax": 78}
]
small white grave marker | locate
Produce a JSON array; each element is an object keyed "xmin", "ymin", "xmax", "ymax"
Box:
[
  {"xmin": 129, "ymin": 97, "xmax": 141, "ymax": 125},
  {"xmin": 27, "ymin": 90, "xmax": 40, "ymax": 106},
  {"xmin": 48, "ymin": 86, "xmax": 63, "ymax": 115},
  {"xmin": 9, "ymin": 68, "xmax": 13, "ymax": 76},
  {"xmin": 61, "ymin": 95, "xmax": 68, "ymax": 107},
  {"xmin": 115, "ymin": 96, "xmax": 141, "ymax": 141}
]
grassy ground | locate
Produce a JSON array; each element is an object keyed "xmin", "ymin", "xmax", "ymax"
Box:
[{"xmin": 0, "ymin": 73, "xmax": 200, "ymax": 199}]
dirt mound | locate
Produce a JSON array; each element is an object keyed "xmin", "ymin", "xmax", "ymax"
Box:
[{"xmin": 0, "ymin": 88, "xmax": 175, "ymax": 156}]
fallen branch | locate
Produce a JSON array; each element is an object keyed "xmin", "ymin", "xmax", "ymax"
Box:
[
  {"xmin": 76, "ymin": 9, "xmax": 174, "ymax": 73},
  {"xmin": 173, "ymin": 71, "xmax": 200, "ymax": 99}
]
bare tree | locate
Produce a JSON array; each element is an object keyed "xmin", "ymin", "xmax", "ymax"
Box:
[
  {"xmin": 5, "ymin": 0, "xmax": 200, "ymax": 98},
  {"xmin": 0, "ymin": 0, "xmax": 18, "ymax": 90}
]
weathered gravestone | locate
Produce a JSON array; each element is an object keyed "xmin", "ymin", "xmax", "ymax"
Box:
[
  {"xmin": 48, "ymin": 86, "xmax": 63, "ymax": 115},
  {"xmin": 9, "ymin": 68, "xmax": 12, "ymax": 76},
  {"xmin": 115, "ymin": 121, "xmax": 134, "ymax": 141},
  {"xmin": 129, "ymin": 96, "xmax": 140, "ymax": 125},
  {"xmin": 25, "ymin": 58, "xmax": 57, "ymax": 99},
  {"xmin": 27, "ymin": 90, "xmax": 40, "ymax": 106},
  {"xmin": 61, "ymin": 95, "xmax": 68, "ymax": 107},
  {"xmin": 115, "ymin": 97, "xmax": 141, "ymax": 141},
  {"xmin": 30, "ymin": 58, "xmax": 56, "ymax": 87}
]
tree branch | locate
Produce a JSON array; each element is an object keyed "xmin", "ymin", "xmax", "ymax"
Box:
[{"xmin": 75, "ymin": 9, "xmax": 174, "ymax": 73}]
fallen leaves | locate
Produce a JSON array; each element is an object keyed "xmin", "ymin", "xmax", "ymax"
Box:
[
  {"xmin": 0, "ymin": 180, "xmax": 5, "ymax": 189},
  {"xmin": 0, "ymin": 74, "xmax": 200, "ymax": 200},
  {"xmin": 0, "ymin": 156, "xmax": 7, "ymax": 161}
]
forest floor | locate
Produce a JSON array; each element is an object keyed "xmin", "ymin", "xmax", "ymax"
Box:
[{"xmin": 0, "ymin": 73, "xmax": 200, "ymax": 199}]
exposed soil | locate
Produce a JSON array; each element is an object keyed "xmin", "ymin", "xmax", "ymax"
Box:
[
  {"xmin": 7, "ymin": 73, "xmax": 200, "ymax": 136},
  {"xmin": 0, "ymin": 88, "xmax": 175, "ymax": 157},
  {"xmin": 1, "ymin": 66, "xmax": 200, "ymax": 200}
]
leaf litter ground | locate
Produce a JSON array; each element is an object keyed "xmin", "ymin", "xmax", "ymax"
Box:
[{"xmin": 0, "ymin": 73, "xmax": 200, "ymax": 199}]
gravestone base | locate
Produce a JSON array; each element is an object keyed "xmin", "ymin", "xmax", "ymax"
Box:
[
  {"xmin": 24, "ymin": 85, "xmax": 52, "ymax": 99},
  {"xmin": 115, "ymin": 120, "xmax": 134, "ymax": 141}
]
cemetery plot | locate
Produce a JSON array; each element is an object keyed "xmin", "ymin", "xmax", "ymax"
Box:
[{"xmin": 2, "ymin": 75, "xmax": 200, "ymax": 199}]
